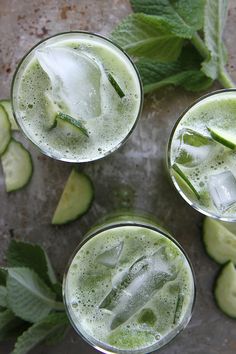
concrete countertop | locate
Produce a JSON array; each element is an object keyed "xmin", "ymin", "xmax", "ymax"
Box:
[{"xmin": 0, "ymin": 1, "xmax": 236, "ymax": 353}]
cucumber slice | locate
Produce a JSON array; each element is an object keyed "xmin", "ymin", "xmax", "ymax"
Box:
[
  {"xmin": 172, "ymin": 163, "xmax": 200, "ymax": 200},
  {"xmin": 44, "ymin": 93, "xmax": 58, "ymax": 130},
  {"xmin": 106, "ymin": 72, "xmax": 125, "ymax": 98},
  {"xmin": 214, "ymin": 261, "xmax": 236, "ymax": 318},
  {"xmin": 0, "ymin": 99, "xmax": 19, "ymax": 130},
  {"xmin": 1, "ymin": 139, "xmax": 33, "ymax": 192},
  {"xmin": 208, "ymin": 127, "xmax": 236, "ymax": 150},
  {"xmin": 52, "ymin": 169, "xmax": 93, "ymax": 225},
  {"xmin": 0, "ymin": 105, "xmax": 11, "ymax": 155},
  {"xmin": 56, "ymin": 112, "xmax": 89, "ymax": 137},
  {"xmin": 203, "ymin": 217, "xmax": 236, "ymax": 264}
]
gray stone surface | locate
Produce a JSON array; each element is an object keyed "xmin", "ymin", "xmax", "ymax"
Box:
[{"xmin": 1, "ymin": 0, "xmax": 236, "ymax": 353}]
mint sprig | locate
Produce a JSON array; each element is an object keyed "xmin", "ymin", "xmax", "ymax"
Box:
[
  {"xmin": 6, "ymin": 267, "xmax": 63, "ymax": 323},
  {"xmin": 0, "ymin": 269, "xmax": 6, "ymax": 285},
  {"xmin": 111, "ymin": 13, "xmax": 184, "ymax": 61},
  {"xmin": 0, "ymin": 285, "xmax": 7, "ymax": 307},
  {"xmin": 12, "ymin": 312, "xmax": 69, "ymax": 354},
  {"xmin": 201, "ymin": 0, "xmax": 233, "ymax": 87},
  {"xmin": 112, "ymin": 0, "xmax": 234, "ymax": 93},
  {"xmin": 0, "ymin": 240, "xmax": 69, "ymax": 354},
  {"xmin": 130, "ymin": 0, "xmax": 205, "ymax": 38},
  {"xmin": 137, "ymin": 46, "xmax": 213, "ymax": 93},
  {"xmin": 0, "ymin": 310, "xmax": 16, "ymax": 330},
  {"xmin": 7, "ymin": 240, "xmax": 57, "ymax": 286},
  {"xmin": 0, "ymin": 310, "xmax": 27, "ymax": 342}
]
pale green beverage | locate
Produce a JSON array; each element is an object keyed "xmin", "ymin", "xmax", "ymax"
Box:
[
  {"xmin": 12, "ymin": 32, "xmax": 142, "ymax": 162},
  {"xmin": 63, "ymin": 214, "xmax": 195, "ymax": 353},
  {"xmin": 168, "ymin": 89, "xmax": 236, "ymax": 221}
]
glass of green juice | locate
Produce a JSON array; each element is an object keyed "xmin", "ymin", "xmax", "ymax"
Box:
[
  {"xmin": 167, "ymin": 89, "xmax": 236, "ymax": 222},
  {"xmin": 11, "ymin": 32, "xmax": 143, "ymax": 162},
  {"xmin": 63, "ymin": 213, "xmax": 195, "ymax": 353}
]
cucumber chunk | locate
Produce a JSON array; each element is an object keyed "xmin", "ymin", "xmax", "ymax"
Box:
[
  {"xmin": 56, "ymin": 112, "xmax": 89, "ymax": 137},
  {"xmin": 52, "ymin": 169, "xmax": 93, "ymax": 225},
  {"xmin": 172, "ymin": 163, "xmax": 200, "ymax": 200},
  {"xmin": 44, "ymin": 93, "xmax": 58, "ymax": 130},
  {"xmin": 208, "ymin": 127, "xmax": 236, "ymax": 150},
  {"xmin": 0, "ymin": 99, "xmax": 19, "ymax": 130},
  {"xmin": 203, "ymin": 217, "xmax": 236, "ymax": 264},
  {"xmin": 106, "ymin": 72, "xmax": 125, "ymax": 98},
  {"xmin": 214, "ymin": 261, "xmax": 236, "ymax": 318},
  {"xmin": 0, "ymin": 105, "xmax": 11, "ymax": 155},
  {"xmin": 1, "ymin": 139, "xmax": 33, "ymax": 192}
]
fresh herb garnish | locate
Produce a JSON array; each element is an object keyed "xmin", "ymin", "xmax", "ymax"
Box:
[
  {"xmin": 0, "ymin": 240, "xmax": 69, "ymax": 354},
  {"xmin": 56, "ymin": 112, "xmax": 89, "ymax": 137},
  {"xmin": 12, "ymin": 312, "xmax": 68, "ymax": 354},
  {"xmin": 137, "ymin": 45, "xmax": 212, "ymax": 94},
  {"xmin": 111, "ymin": 0, "xmax": 234, "ymax": 93}
]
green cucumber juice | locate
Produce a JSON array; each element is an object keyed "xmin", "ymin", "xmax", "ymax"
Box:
[
  {"xmin": 12, "ymin": 32, "xmax": 142, "ymax": 162},
  {"xmin": 63, "ymin": 218, "xmax": 195, "ymax": 353},
  {"xmin": 168, "ymin": 90, "xmax": 236, "ymax": 221}
]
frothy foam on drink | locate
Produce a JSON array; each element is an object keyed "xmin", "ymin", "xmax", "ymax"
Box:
[
  {"xmin": 64, "ymin": 225, "xmax": 194, "ymax": 352},
  {"xmin": 170, "ymin": 91, "xmax": 236, "ymax": 219},
  {"xmin": 13, "ymin": 33, "xmax": 142, "ymax": 161}
]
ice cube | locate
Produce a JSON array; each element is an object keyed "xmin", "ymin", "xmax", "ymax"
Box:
[
  {"xmin": 96, "ymin": 242, "xmax": 124, "ymax": 268},
  {"xmin": 208, "ymin": 170, "xmax": 236, "ymax": 212},
  {"xmin": 99, "ymin": 247, "xmax": 179, "ymax": 329},
  {"xmin": 174, "ymin": 128, "xmax": 219, "ymax": 168},
  {"xmin": 36, "ymin": 47, "xmax": 102, "ymax": 119}
]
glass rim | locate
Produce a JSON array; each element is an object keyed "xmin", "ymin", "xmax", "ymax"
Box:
[
  {"xmin": 63, "ymin": 219, "xmax": 196, "ymax": 354},
  {"xmin": 167, "ymin": 88, "xmax": 236, "ymax": 222},
  {"xmin": 11, "ymin": 30, "xmax": 144, "ymax": 163}
]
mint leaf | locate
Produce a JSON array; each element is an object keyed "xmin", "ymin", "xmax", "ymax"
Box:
[
  {"xmin": 12, "ymin": 312, "xmax": 69, "ymax": 354},
  {"xmin": 0, "ymin": 309, "xmax": 28, "ymax": 342},
  {"xmin": 44, "ymin": 253, "xmax": 58, "ymax": 286},
  {"xmin": 111, "ymin": 13, "xmax": 183, "ymax": 61},
  {"xmin": 130, "ymin": 0, "xmax": 205, "ymax": 38},
  {"xmin": 51, "ymin": 282, "xmax": 63, "ymax": 301},
  {"xmin": 6, "ymin": 267, "xmax": 63, "ymax": 323},
  {"xmin": 7, "ymin": 240, "xmax": 57, "ymax": 286},
  {"xmin": 202, "ymin": 0, "xmax": 229, "ymax": 79},
  {"xmin": 0, "ymin": 269, "xmax": 7, "ymax": 286},
  {"xmin": 0, "ymin": 285, "xmax": 7, "ymax": 307},
  {"xmin": 43, "ymin": 318, "xmax": 68, "ymax": 345},
  {"xmin": 137, "ymin": 46, "xmax": 213, "ymax": 93},
  {"xmin": 0, "ymin": 309, "xmax": 16, "ymax": 330}
]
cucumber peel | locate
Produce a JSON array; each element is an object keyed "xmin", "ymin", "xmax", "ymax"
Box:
[
  {"xmin": 0, "ymin": 105, "xmax": 11, "ymax": 155},
  {"xmin": 106, "ymin": 72, "xmax": 125, "ymax": 98},
  {"xmin": 1, "ymin": 139, "xmax": 33, "ymax": 192},
  {"xmin": 203, "ymin": 217, "xmax": 236, "ymax": 265},
  {"xmin": 44, "ymin": 93, "xmax": 59, "ymax": 130},
  {"xmin": 44, "ymin": 94, "xmax": 89, "ymax": 135},
  {"xmin": 172, "ymin": 163, "xmax": 200, "ymax": 200},
  {"xmin": 56, "ymin": 112, "xmax": 89, "ymax": 137},
  {"xmin": 52, "ymin": 169, "xmax": 93, "ymax": 225},
  {"xmin": 214, "ymin": 261, "xmax": 236, "ymax": 318},
  {"xmin": 208, "ymin": 127, "xmax": 236, "ymax": 150},
  {"xmin": 0, "ymin": 99, "xmax": 19, "ymax": 130}
]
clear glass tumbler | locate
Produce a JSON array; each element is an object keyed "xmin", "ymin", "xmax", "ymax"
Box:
[
  {"xmin": 11, "ymin": 31, "xmax": 143, "ymax": 162},
  {"xmin": 167, "ymin": 89, "xmax": 236, "ymax": 222},
  {"xmin": 63, "ymin": 212, "xmax": 195, "ymax": 354}
]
